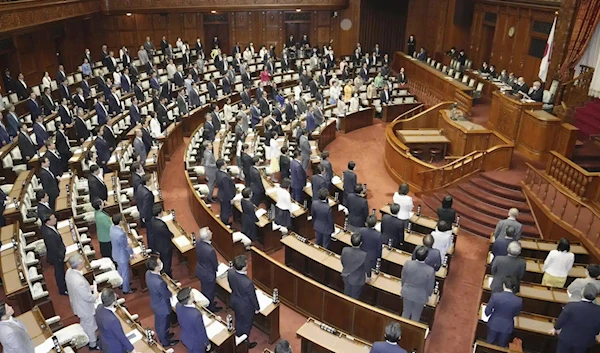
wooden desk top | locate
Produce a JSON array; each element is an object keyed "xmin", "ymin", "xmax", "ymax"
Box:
[
  {"xmin": 263, "ymin": 178, "xmax": 307, "ymax": 218},
  {"xmin": 398, "ymin": 129, "xmax": 444, "ymax": 136},
  {"xmin": 490, "ymin": 235, "xmax": 588, "ymax": 255},
  {"xmin": 160, "ymin": 213, "xmax": 195, "ymax": 254},
  {"xmin": 2, "ymin": 171, "xmax": 32, "ymax": 217},
  {"xmin": 399, "ymin": 134, "xmax": 451, "ymax": 144},
  {"xmin": 379, "ymin": 205, "xmax": 459, "ymax": 234},
  {"xmin": 525, "ymin": 110, "xmax": 561, "ymax": 122},
  {"xmin": 18, "ymin": 307, "xmax": 59, "ymax": 349},
  {"xmin": 398, "ymin": 53, "xmax": 472, "ymax": 92},
  {"xmin": 1, "ymin": 248, "xmax": 27, "ymax": 295},
  {"xmin": 482, "ymin": 275, "xmax": 569, "ymax": 304},
  {"xmin": 486, "ymin": 252, "xmax": 587, "ymax": 278},
  {"xmin": 296, "ymin": 318, "xmax": 372, "ymax": 353},
  {"xmin": 112, "ymin": 305, "xmax": 168, "ymax": 353},
  {"xmin": 232, "ymin": 199, "xmax": 271, "ymax": 227},
  {"xmin": 0, "ymin": 222, "xmax": 18, "ymax": 243}
]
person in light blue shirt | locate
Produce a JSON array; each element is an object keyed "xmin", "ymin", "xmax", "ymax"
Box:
[
  {"xmin": 110, "ymin": 213, "xmax": 137, "ymax": 294},
  {"xmin": 81, "ymin": 58, "xmax": 92, "ymax": 77}
]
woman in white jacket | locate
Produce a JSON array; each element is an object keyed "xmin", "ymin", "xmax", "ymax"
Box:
[{"xmin": 431, "ymin": 220, "xmax": 453, "ymax": 261}]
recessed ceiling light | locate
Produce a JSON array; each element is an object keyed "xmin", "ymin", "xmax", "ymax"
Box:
[
  {"xmin": 126, "ymin": 12, "xmax": 132, "ymax": 16},
  {"xmin": 296, "ymin": 9, "xmax": 301, "ymax": 12},
  {"xmin": 211, "ymin": 10, "xmax": 217, "ymax": 14}
]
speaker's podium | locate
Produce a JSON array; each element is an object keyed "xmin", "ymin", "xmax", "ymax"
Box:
[{"xmin": 488, "ymin": 91, "xmax": 559, "ymax": 161}]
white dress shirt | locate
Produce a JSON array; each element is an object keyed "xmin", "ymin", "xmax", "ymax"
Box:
[
  {"xmin": 543, "ymin": 250, "xmax": 575, "ymax": 278},
  {"xmin": 392, "ymin": 192, "xmax": 413, "ymax": 220},
  {"xmin": 431, "ymin": 229, "xmax": 453, "ymax": 260},
  {"xmin": 275, "ymin": 187, "xmax": 292, "ymax": 211}
]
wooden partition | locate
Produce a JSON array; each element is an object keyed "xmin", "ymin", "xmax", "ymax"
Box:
[
  {"xmin": 250, "ymin": 247, "xmax": 429, "ymax": 353},
  {"xmin": 545, "ymin": 151, "xmax": 600, "ymax": 202}
]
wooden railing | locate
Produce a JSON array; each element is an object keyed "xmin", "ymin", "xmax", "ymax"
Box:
[
  {"xmin": 392, "ymin": 103, "xmax": 425, "ymax": 122},
  {"xmin": 546, "ymin": 151, "xmax": 600, "ymax": 202},
  {"xmin": 554, "ymin": 65, "xmax": 595, "ymax": 122},
  {"xmin": 523, "ymin": 164, "xmax": 600, "ymax": 255}
]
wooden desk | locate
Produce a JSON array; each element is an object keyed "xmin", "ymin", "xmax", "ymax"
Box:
[
  {"xmin": 396, "ymin": 131, "xmax": 450, "ymax": 161},
  {"xmin": 250, "ymin": 246, "xmax": 429, "ymax": 352},
  {"xmin": 231, "ymin": 198, "xmax": 281, "ymax": 253},
  {"xmin": 263, "ymin": 176, "xmax": 311, "ymax": 238},
  {"xmin": 382, "ymin": 102, "xmax": 422, "ymax": 123},
  {"xmin": 379, "ymin": 205, "xmax": 459, "ymax": 235},
  {"xmin": 490, "ymin": 235, "xmax": 589, "ymax": 263},
  {"xmin": 488, "ymin": 91, "xmax": 543, "ymax": 143},
  {"xmin": 473, "ymin": 340, "xmax": 513, "ymax": 353},
  {"xmin": 111, "ymin": 304, "xmax": 171, "ymax": 353},
  {"xmin": 17, "ymin": 306, "xmax": 67, "ymax": 352},
  {"xmin": 515, "ymin": 110, "xmax": 561, "ymax": 162},
  {"xmin": 296, "ymin": 317, "xmax": 372, "ymax": 353},
  {"xmin": 157, "ymin": 121, "xmax": 183, "ymax": 161},
  {"xmin": 2, "ymin": 171, "xmax": 33, "ymax": 226},
  {"xmin": 339, "ymin": 108, "xmax": 374, "ymax": 134}
]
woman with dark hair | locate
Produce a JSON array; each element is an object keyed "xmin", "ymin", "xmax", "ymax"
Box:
[
  {"xmin": 431, "ymin": 220, "xmax": 453, "ymax": 260},
  {"xmin": 392, "ymin": 183, "xmax": 413, "ymax": 225},
  {"xmin": 274, "ymin": 178, "xmax": 292, "ymax": 231},
  {"xmin": 542, "ymin": 237, "xmax": 574, "ymax": 288},
  {"xmin": 437, "ymin": 195, "xmax": 456, "ymax": 225}
]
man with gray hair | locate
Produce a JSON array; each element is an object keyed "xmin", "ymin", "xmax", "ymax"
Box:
[
  {"xmin": 529, "ymin": 81, "xmax": 543, "ymax": 102},
  {"xmin": 490, "ymin": 241, "xmax": 526, "ymax": 293},
  {"xmin": 494, "ymin": 208, "xmax": 523, "ymax": 241},
  {"xmin": 274, "ymin": 339, "xmax": 293, "ymax": 353},
  {"xmin": 65, "ymin": 253, "xmax": 100, "ymax": 350},
  {"xmin": 552, "ymin": 283, "xmax": 600, "ymax": 352},
  {"xmin": 195, "ymin": 227, "xmax": 222, "ymax": 312},
  {"xmin": 370, "ymin": 321, "xmax": 407, "ymax": 353},
  {"xmin": 96, "ymin": 288, "xmax": 140, "ymax": 353}
]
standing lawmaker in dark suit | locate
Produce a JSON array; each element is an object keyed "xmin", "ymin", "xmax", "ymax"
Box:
[
  {"xmin": 401, "ymin": 246, "xmax": 435, "ymax": 321},
  {"xmin": 490, "ymin": 241, "xmax": 526, "ymax": 293},
  {"xmin": 485, "ymin": 276, "xmax": 522, "ymax": 347},
  {"xmin": 43, "ymin": 140, "xmax": 63, "ymax": 178},
  {"xmin": 312, "ymin": 188, "xmax": 334, "ymax": 249},
  {"xmin": 360, "ymin": 215, "xmax": 382, "ymax": 272},
  {"xmin": 18, "ymin": 125, "xmax": 36, "ymax": 162},
  {"xmin": 342, "ymin": 162, "xmax": 357, "ymax": 207},
  {"xmin": 216, "ymin": 159, "xmax": 236, "ymax": 225},
  {"xmin": 551, "ymin": 283, "xmax": 600, "ymax": 353},
  {"xmin": 39, "ymin": 157, "xmax": 59, "ymax": 210},
  {"xmin": 341, "ymin": 233, "xmax": 370, "ymax": 299},
  {"xmin": 370, "ymin": 322, "xmax": 408, "ymax": 353},
  {"xmin": 311, "ymin": 165, "xmax": 328, "ymax": 200},
  {"xmin": 491, "ymin": 225, "xmax": 517, "ymax": 259},
  {"xmin": 290, "ymin": 151, "xmax": 307, "ymax": 203},
  {"xmin": 135, "ymin": 174, "xmax": 154, "ymax": 235},
  {"xmin": 176, "ymin": 287, "xmax": 211, "ymax": 353},
  {"xmin": 249, "ymin": 156, "xmax": 265, "ymax": 207},
  {"xmin": 88, "ymin": 165, "xmax": 108, "ymax": 202},
  {"xmin": 27, "ymin": 93, "xmax": 42, "ymax": 120},
  {"xmin": 381, "ymin": 203, "xmax": 404, "ymax": 248},
  {"xmin": 75, "ymin": 109, "xmax": 90, "ymax": 143},
  {"xmin": 347, "ymin": 185, "xmax": 369, "ymax": 231},
  {"xmin": 41, "ymin": 214, "xmax": 67, "ymax": 295},
  {"xmin": 36, "ymin": 190, "xmax": 54, "ymax": 221},
  {"xmin": 33, "ymin": 116, "xmax": 49, "ymax": 149},
  {"xmin": 195, "ymin": 228, "xmax": 222, "ymax": 313},
  {"xmin": 241, "ymin": 188, "xmax": 259, "ymax": 242},
  {"xmin": 96, "ymin": 289, "xmax": 136, "ymax": 353},
  {"xmin": 411, "ymin": 234, "xmax": 441, "ymax": 272},
  {"xmin": 228, "ymin": 255, "xmax": 260, "ymax": 349},
  {"xmin": 95, "ymin": 128, "xmax": 111, "ymax": 172},
  {"xmin": 150, "ymin": 204, "xmax": 174, "ymax": 278},
  {"xmin": 146, "ymin": 257, "xmax": 179, "ymax": 347}
]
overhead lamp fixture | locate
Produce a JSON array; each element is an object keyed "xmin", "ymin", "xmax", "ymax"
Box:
[
  {"xmin": 296, "ymin": 8, "xmax": 302, "ymax": 12},
  {"xmin": 126, "ymin": 12, "xmax": 132, "ymax": 16},
  {"xmin": 211, "ymin": 10, "xmax": 217, "ymax": 14}
]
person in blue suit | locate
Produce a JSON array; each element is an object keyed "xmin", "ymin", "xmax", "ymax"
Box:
[
  {"xmin": 175, "ymin": 287, "xmax": 211, "ymax": 353},
  {"xmin": 491, "ymin": 225, "xmax": 517, "ymax": 260},
  {"xmin": 312, "ymin": 188, "xmax": 334, "ymax": 249},
  {"xmin": 129, "ymin": 97, "xmax": 142, "ymax": 127},
  {"xmin": 4, "ymin": 105, "xmax": 21, "ymax": 139},
  {"xmin": 96, "ymin": 288, "xmax": 138, "ymax": 353},
  {"xmin": 248, "ymin": 156, "xmax": 265, "ymax": 207},
  {"xmin": 216, "ymin": 159, "xmax": 236, "ymax": 226},
  {"xmin": 95, "ymin": 127, "xmax": 111, "ymax": 172},
  {"xmin": 485, "ymin": 276, "xmax": 522, "ymax": 347},
  {"xmin": 250, "ymin": 100, "xmax": 261, "ymax": 128},
  {"xmin": 33, "ymin": 115, "xmax": 49, "ymax": 149},
  {"xmin": 347, "ymin": 184, "xmax": 369, "ymax": 232},
  {"xmin": 0, "ymin": 117, "xmax": 10, "ymax": 146},
  {"xmin": 551, "ymin": 283, "xmax": 600, "ymax": 353},
  {"xmin": 95, "ymin": 95, "xmax": 109, "ymax": 126},
  {"xmin": 107, "ymin": 87, "xmax": 122, "ymax": 115},
  {"xmin": 149, "ymin": 204, "xmax": 174, "ymax": 277},
  {"xmin": 360, "ymin": 215, "xmax": 382, "ymax": 272},
  {"xmin": 145, "ymin": 256, "xmax": 179, "ymax": 347},
  {"xmin": 241, "ymin": 188, "xmax": 259, "ymax": 242},
  {"xmin": 290, "ymin": 151, "xmax": 306, "ymax": 203},
  {"xmin": 195, "ymin": 227, "xmax": 222, "ymax": 313},
  {"xmin": 370, "ymin": 322, "xmax": 408, "ymax": 353},
  {"xmin": 310, "ymin": 165, "xmax": 328, "ymax": 201},
  {"xmin": 306, "ymin": 106, "xmax": 316, "ymax": 132},
  {"xmin": 110, "ymin": 213, "xmax": 137, "ymax": 294},
  {"xmin": 27, "ymin": 93, "xmax": 42, "ymax": 121},
  {"xmin": 228, "ymin": 255, "xmax": 260, "ymax": 349},
  {"xmin": 381, "ymin": 203, "xmax": 405, "ymax": 248}
]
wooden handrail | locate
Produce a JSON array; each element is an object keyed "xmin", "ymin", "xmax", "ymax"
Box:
[
  {"xmin": 391, "ymin": 103, "xmax": 425, "ymax": 122},
  {"xmin": 560, "ymin": 67, "xmax": 595, "ymax": 88},
  {"xmin": 546, "ymin": 151, "xmax": 600, "ymax": 202},
  {"xmin": 555, "ymin": 67, "xmax": 595, "ymax": 121},
  {"xmin": 393, "ymin": 101, "xmax": 453, "ymax": 124},
  {"xmin": 417, "ymin": 150, "xmax": 485, "ymax": 175}
]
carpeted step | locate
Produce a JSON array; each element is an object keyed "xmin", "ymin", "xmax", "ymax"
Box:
[
  {"xmin": 456, "ymin": 182, "xmax": 530, "ymax": 213},
  {"xmin": 470, "ymin": 177, "xmax": 526, "ymax": 203},
  {"xmin": 422, "ymin": 194, "xmax": 495, "ymax": 238},
  {"xmin": 480, "ymin": 172, "xmax": 524, "ymax": 191}
]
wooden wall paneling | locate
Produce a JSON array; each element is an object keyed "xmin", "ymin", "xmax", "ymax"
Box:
[
  {"xmin": 441, "ymin": 0, "xmax": 471, "ymax": 52},
  {"xmin": 358, "ymin": 0, "xmax": 408, "ymax": 56},
  {"xmin": 337, "ymin": 0, "xmax": 360, "ymax": 55}
]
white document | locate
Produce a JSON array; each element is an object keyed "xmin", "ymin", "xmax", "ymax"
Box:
[
  {"xmin": 487, "ymin": 276, "xmax": 493, "ymax": 287},
  {"xmin": 73, "ymin": 148, "xmax": 83, "ymax": 154},
  {"xmin": 57, "ymin": 219, "xmax": 70, "ymax": 229},
  {"xmin": 256, "ymin": 289, "xmax": 273, "ymax": 312},
  {"xmin": 489, "ymin": 253, "xmax": 494, "ymax": 262},
  {"xmin": 375, "ymin": 221, "xmax": 382, "ymax": 232},
  {"xmin": 108, "ymin": 190, "xmax": 115, "ymax": 196},
  {"xmin": 174, "ymin": 236, "xmax": 191, "ymax": 248},
  {"xmin": 291, "ymin": 203, "xmax": 301, "ymax": 213},
  {"xmin": 170, "ymin": 294, "xmax": 178, "ymax": 308},
  {"xmin": 125, "ymin": 328, "xmax": 143, "ymax": 345},
  {"xmin": 272, "ymin": 222, "xmax": 281, "ymax": 231},
  {"xmin": 132, "ymin": 246, "xmax": 142, "ymax": 255},
  {"xmin": 152, "ymin": 190, "xmax": 160, "ymax": 196},
  {"xmin": 5, "ymin": 202, "xmax": 15, "ymax": 209},
  {"xmin": 331, "ymin": 176, "xmax": 342, "ymax": 185},
  {"xmin": 35, "ymin": 338, "xmax": 54, "ymax": 353},
  {"xmin": 161, "ymin": 213, "xmax": 174, "ymax": 222},
  {"xmin": 206, "ymin": 321, "xmax": 224, "ymax": 339},
  {"xmin": 202, "ymin": 314, "xmax": 212, "ymax": 326},
  {"xmin": 480, "ymin": 304, "xmax": 490, "ymax": 322},
  {"xmin": 255, "ymin": 208, "xmax": 267, "ymax": 218},
  {"xmin": 60, "ymin": 174, "xmax": 70, "ymax": 180},
  {"xmin": 65, "ymin": 244, "xmax": 79, "ymax": 254},
  {"xmin": 216, "ymin": 263, "xmax": 229, "ymax": 278},
  {"xmin": 328, "ymin": 198, "xmax": 336, "ymax": 206},
  {"xmin": 0, "ymin": 243, "xmax": 13, "ymax": 252},
  {"xmin": 233, "ymin": 193, "xmax": 243, "ymax": 201}
]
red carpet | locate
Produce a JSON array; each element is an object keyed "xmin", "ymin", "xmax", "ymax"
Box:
[{"xmin": 573, "ymin": 98, "xmax": 600, "ymax": 138}]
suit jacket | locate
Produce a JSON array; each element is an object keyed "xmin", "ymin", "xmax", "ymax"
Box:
[
  {"xmin": 207, "ymin": 82, "xmax": 217, "ymax": 100},
  {"xmin": 490, "ymin": 255, "xmax": 526, "ymax": 293},
  {"xmin": 306, "ymin": 113, "xmax": 316, "ymax": 132},
  {"xmin": 75, "ymin": 117, "xmax": 90, "ymax": 141},
  {"xmin": 134, "ymin": 85, "xmax": 145, "ymax": 102},
  {"xmin": 250, "ymin": 106, "xmax": 261, "ymax": 127},
  {"xmin": 132, "ymin": 173, "xmax": 143, "ymax": 191},
  {"xmin": 88, "ymin": 174, "xmax": 108, "ymax": 202},
  {"xmin": 121, "ymin": 74, "xmax": 131, "ymax": 92},
  {"xmin": 555, "ymin": 301, "xmax": 600, "ymax": 348},
  {"xmin": 401, "ymin": 259, "xmax": 435, "ymax": 304},
  {"xmin": 133, "ymin": 137, "xmax": 147, "ymax": 165},
  {"xmin": 347, "ymin": 193, "xmax": 368, "ymax": 228},
  {"xmin": 249, "ymin": 166, "xmax": 265, "ymax": 195},
  {"xmin": 299, "ymin": 135, "xmax": 310, "ymax": 159},
  {"xmin": 342, "ymin": 170, "xmax": 357, "ymax": 195},
  {"xmin": 291, "ymin": 159, "xmax": 307, "ymax": 189},
  {"xmin": 0, "ymin": 318, "xmax": 35, "ymax": 353},
  {"xmin": 129, "ymin": 104, "xmax": 141, "ymax": 126},
  {"xmin": 15, "ymin": 80, "xmax": 29, "ymax": 100},
  {"xmin": 59, "ymin": 85, "xmax": 71, "ymax": 102},
  {"xmin": 311, "ymin": 174, "xmax": 328, "ymax": 200},
  {"xmin": 146, "ymin": 270, "xmax": 172, "ymax": 316},
  {"xmin": 485, "ymin": 291, "xmax": 523, "ymax": 334},
  {"xmin": 110, "ymin": 224, "xmax": 132, "ymax": 264},
  {"xmin": 195, "ymin": 240, "xmax": 218, "ymax": 281},
  {"xmin": 55, "ymin": 130, "xmax": 72, "ymax": 160},
  {"xmin": 176, "ymin": 303, "xmax": 210, "ymax": 351},
  {"xmin": 135, "ymin": 185, "xmax": 154, "ymax": 223},
  {"xmin": 95, "ymin": 137, "xmax": 111, "ymax": 167},
  {"xmin": 370, "ymin": 342, "xmax": 408, "ymax": 353},
  {"xmin": 0, "ymin": 124, "xmax": 9, "ymax": 145},
  {"xmin": 58, "ymin": 105, "xmax": 73, "ymax": 126},
  {"xmin": 173, "ymin": 72, "xmax": 185, "ymax": 88},
  {"xmin": 142, "ymin": 128, "xmax": 152, "ymax": 152},
  {"xmin": 227, "ymin": 269, "xmax": 260, "ymax": 313},
  {"xmin": 189, "ymin": 88, "xmax": 201, "ymax": 108},
  {"xmin": 18, "ymin": 131, "xmax": 36, "ymax": 161},
  {"xmin": 41, "ymin": 94, "xmax": 55, "ymax": 116},
  {"xmin": 360, "ymin": 227, "xmax": 382, "ymax": 269},
  {"xmin": 259, "ymin": 97, "xmax": 270, "ymax": 117},
  {"xmin": 107, "ymin": 93, "xmax": 122, "ymax": 115},
  {"xmin": 217, "ymin": 170, "xmax": 236, "ymax": 203},
  {"xmin": 381, "ymin": 214, "xmax": 405, "ymax": 245},
  {"xmin": 494, "ymin": 218, "xmax": 523, "ymax": 241},
  {"xmin": 341, "ymin": 246, "xmax": 370, "ymax": 286},
  {"xmin": 65, "ymin": 268, "xmax": 96, "ymax": 317},
  {"xmin": 33, "ymin": 122, "xmax": 49, "ymax": 148},
  {"xmin": 95, "ymin": 306, "xmax": 135, "ymax": 353},
  {"xmin": 150, "ymin": 217, "xmax": 174, "ymax": 254},
  {"xmin": 177, "ymin": 94, "xmax": 188, "ymax": 115},
  {"xmin": 312, "ymin": 199, "xmax": 334, "ymax": 234},
  {"xmin": 309, "ymin": 80, "xmax": 319, "ymax": 98},
  {"xmin": 81, "ymin": 80, "xmax": 91, "ymax": 98},
  {"xmin": 241, "ymin": 152, "xmax": 253, "ymax": 179},
  {"xmin": 491, "ymin": 236, "xmax": 515, "ymax": 258},
  {"xmin": 41, "ymin": 224, "xmax": 66, "ymax": 265},
  {"xmin": 37, "ymin": 202, "xmax": 54, "ymax": 221},
  {"xmin": 380, "ymin": 90, "xmax": 391, "ymax": 104},
  {"xmin": 529, "ymin": 88, "xmax": 543, "ymax": 102},
  {"xmin": 44, "ymin": 150, "xmax": 63, "ymax": 177},
  {"xmin": 5, "ymin": 112, "xmax": 20, "ymax": 139},
  {"xmin": 241, "ymin": 198, "xmax": 259, "ymax": 239},
  {"xmin": 40, "ymin": 168, "xmax": 59, "ymax": 199},
  {"xmin": 203, "ymin": 149, "xmax": 217, "ymax": 181}
]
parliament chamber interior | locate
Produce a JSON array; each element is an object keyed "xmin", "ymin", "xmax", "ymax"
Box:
[{"xmin": 1, "ymin": 0, "xmax": 600, "ymax": 352}]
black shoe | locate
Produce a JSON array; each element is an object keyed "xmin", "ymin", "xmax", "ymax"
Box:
[
  {"xmin": 249, "ymin": 342, "xmax": 258, "ymax": 349},
  {"xmin": 123, "ymin": 288, "xmax": 137, "ymax": 294},
  {"xmin": 88, "ymin": 345, "xmax": 100, "ymax": 351},
  {"xmin": 168, "ymin": 332, "xmax": 175, "ymax": 339},
  {"xmin": 60, "ymin": 291, "xmax": 68, "ymax": 296},
  {"xmin": 211, "ymin": 306, "xmax": 222, "ymax": 313},
  {"xmin": 166, "ymin": 340, "xmax": 180, "ymax": 347}
]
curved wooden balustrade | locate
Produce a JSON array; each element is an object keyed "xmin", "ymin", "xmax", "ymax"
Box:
[
  {"xmin": 554, "ymin": 65, "xmax": 595, "ymax": 122},
  {"xmin": 384, "ymin": 102, "xmax": 514, "ymax": 192},
  {"xmin": 546, "ymin": 151, "xmax": 600, "ymax": 202},
  {"xmin": 391, "ymin": 103, "xmax": 425, "ymax": 122},
  {"xmin": 523, "ymin": 163, "xmax": 600, "ymax": 262}
]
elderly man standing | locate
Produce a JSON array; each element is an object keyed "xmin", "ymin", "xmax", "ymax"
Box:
[
  {"xmin": 490, "ymin": 241, "xmax": 526, "ymax": 293},
  {"xmin": 65, "ymin": 254, "xmax": 100, "ymax": 351},
  {"xmin": 494, "ymin": 208, "xmax": 523, "ymax": 241},
  {"xmin": 195, "ymin": 227, "xmax": 222, "ymax": 313},
  {"xmin": 111, "ymin": 213, "xmax": 137, "ymax": 294}
]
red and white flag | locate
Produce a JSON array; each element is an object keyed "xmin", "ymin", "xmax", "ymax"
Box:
[{"xmin": 539, "ymin": 17, "xmax": 557, "ymax": 82}]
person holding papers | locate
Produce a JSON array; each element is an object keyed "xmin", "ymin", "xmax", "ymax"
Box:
[
  {"xmin": 176, "ymin": 287, "xmax": 211, "ymax": 353},
  {"xmin": 146, "ymin": 256, "xmax": 179, "ymax": 347},
  {"xmin": 96, "ymin": 288, "xmax": 141, "ymax": 353},
  {"xmin": 312, "ymin": 188, "xmax": 334, "ymax": 249},
  {"xmin": 195, "ymin": 227, "xmax": 222, "ymax": 313},
  {"xmin": 228, "ymin": 255, "xmax": 260, "ymax": 349},
  {"xmin": 484, "ymin": 276, "xmax": 522, "ymax": 348}
]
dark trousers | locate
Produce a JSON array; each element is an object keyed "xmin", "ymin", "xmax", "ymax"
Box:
[
  {"xmin": 233, "ymin": 305, "xmax": 254, "ymax": 337},
  {"xmin": 48, "ymin": 194, "xmax": 57, "ymax": 211},
  {"xmin": 315, "ymin": 232, "xmax": 331, "ymax": 249},
  {"xmin": 557, "ymin": 341, "xmax": 589, "ymax": 353},
  {"xmin": 154, "ymin": 313, "xmax": 170, "ymax": 346},
  {"xmin": 54, "ymin": 263, "xmax": 67, "ymax": 294},
  {"xmin": 251, "ymin": 190, "xmax": 264, "ymax": 207},
  {"xmin": 160, "ymin": 248, "xmax": 173, "ymax": 278},
  {"xmin": 292, "ymin": 187, "xmax": 304, "ymax": 204},
  {"xmin": 199, "ymin": 276, "xmax": 217, "ymax": 310},
  {"xmin": 486, "ymin": 329, "xmax": 511, "ymax": 348},
  {"xmin": 219, "ymin": 199, "xmax": 232, "ymax": 225},
  {"xmin": 343, "ymin": 277, "xmax": 363, "ymax": 299},
  {"xmin": 99, "ymin": 241, "xmax": 112, "ymax": 259}
]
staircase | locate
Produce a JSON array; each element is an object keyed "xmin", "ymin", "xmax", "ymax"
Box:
[
  {"xmin": 421, "ymin": 171, "xmax": 540, "ymax": 238},
  {"xmin": 573, "ymin": 98, "xmax": 600, "ymax": 138},
  {"xmin": 572, "ymin": 139, "xmax": 600, "ymax": 172}
]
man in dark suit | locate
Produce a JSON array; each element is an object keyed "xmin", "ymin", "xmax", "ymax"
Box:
[
  {"xmin": 360, "ymin": 63, "xmax": 370, "ymax": 82},
  {"xmin": 96, "ymin": 289, "xmax": 135, "ymax": 353},
  {"xmin": 27, "ymin": 93, "xmax": 42, "ymax": 121},
  {"xmin": 529, "ymin": 81, "xmax": 543, "ymax": 102},
  {"xmin": 312, "ymin": 188, "xmax": 334, "ymax": 249},
  {"xmin": 4, "ymin": 104, "xmax": 20, "ymax": 139},
  {"xmin": 228, "ymin": 255, "xmax": 260, "ymax": 349},
  {"xmin": 41, "ymin": 214, "xmax": 67, "ymax": 295},
  {"xmin": 485, "ymin": 276, "xmax": 523, "ymax": 347},
  {"xmin": 95, "ymin": 95, "xmax": 109, "ymax": 126},
  {"xmin": 511, "ymin": 77, "xmax": 529, "ymax": 96},
  {"xmin": 59, "ymin": 81, "xmax": 71, "ymax": 102},
  {"xmin": 145, "ymin": 256, "xmax": 179, "ymax": 347},
  {"xmin": 309, "ymin": 77, "xmax": 319, "ymax": 98},
  {"xmin": 107, "ymin": 87, "xmax": 122, "ymax": 116},
  {"xmin": 0, "ymin": 118, "xmax": 9, "ymax": 146},
  {"xmin": 279, "ymin": 146, "xmax": 291, "ymax": 180},
  {"xmin": 150, "ymin": 72, "xmax": 160, "ymax": 91},
  {"xmin": 290, "ymin": 151, "xmax": 306, "ymax": 203},
  {"xmin": 370, "ymin": 322, "xmax": 409, "ymax": 353},
  {"xmin": 121, "ymin": 68, "xmax": 132, "ymax": 93},
  {"xmin": 18, "ymin": 124, "xmax": 36, "ymax": 162},
  {"xmin": 57, "ymin": 98, "xmax": 73, "ymax": 127},
  {"xmin": 249, "ymin": 156, "xmax": 265, "ymax": 207},
  {"xmin": 241, "ymin": 188, "xmax": 259, "ymax": 242},
  {"xmin": 552, "ymin": 283, "xmax": 600, "ymax": 353},
  {"xmin": 88, "ymin": 165, "xmax": 108, "ymax": 203},
  {"xmin": 240, "ymin": 143, "xmax": 253, "ymax": 184},
  {"xmin": 135, "ymin": 174, "xmax": 154, "ymax": 233},
  {"xmin": 490, "ymin": 241, "xmax": 526, "ymax": 293},
  {"xmin": 0, "ymin": 189, "xmax": 6, "ymax": 227},
  {"xmin": 311, "ymin": 165, "xmax": 328, "ymax": 200},
  {"xmin": 43, "ymin": 140, "xmax": 63, "ymax": 177},
  {"xmin": 194, "ymin": 228, "xmax": 222, "ymax": 313},
  {"xmin": 491, "ymin": 225, "xmax": 517, "ymax": 259},
  {"xmin": 221, "ymin": 75, "xmax": 232, "ymax": 95},
  {"xmin": 36, "ymin": 190, "xmax": 54, "ymax": 221},
  {"xmin": 381, "ymin": 203, "xmax": 405, "ymax": 248},
  {"xmin": 150, "ymin": 204, "xmax": 174, "ymax": 278},
  {"xmin": 241, "ymin": 88, "xmax": 252, "ymax": 107},
  {"xmin": 347, "ymin": 185, "xmax": 368, "ymax": 231},
  {"xmin": 14, "ymin": 73, "xmax": 29, "ymax": 100},
  {"xmin": 216, "ymin": 159, "xmax": 236, "ymax": 225},
  {"xmin": 360, "ymin": 215, "xmax": 382, "ymax": 272},
  {"xmin": 39, "ymin": 157, "xmax": 59, "ymax": 210},
  {"xmin": 397, "ymin": 68, "xmax": 408, "ymax": 85},
  {"xmin": 380, "ymin": 85, "xmax": 391, "ymax": 105},
  {"xmin": 173, "ymin": 67, "xmax": 185, "ymax": 88},
  {"xmin": 33, "ymin": 115, "xmax": 49, "ymax": 149},
  {"xmin": 401, "ymin": 246, "xmax": 435, "ymax": 321},
  {"xmin": 134, "ymin": 81, "xmax": 145, "ymax": 102},
  {"xmin": 175, "ymin": 287, "xmax": 211, "ymax": 353},
  {"xmin": 129, "ymin": 97, "xmax": 142, "ymax": 127},
  {"xmin": 81, "ymin": 76, "xmax": 91, "ymax": 98},
  {"xmin": 207, "ymin": 79, "xmax": 218, "ymax": 101},
  {"xmin": 40, "ymin": 88, "xmax": 56, "ymax": 116},
  {"xmin": 259, "ymin": 92, "xmax": 270, "ymax": 117},
  {"xmin": 412, "ymin": 234, "xmax": 441, "ymax": 272},
  {"xmin": 95, "ymin": 127, "xmax": 111, "ymax": 172},
  {"xmin": 341, "ymin": 232, "xmax": 370, "ymax": 299},
  {"xmin": 131, "ymin": 162, "xmax": 144, "ymax": 190},
  {"xmin": 342, "ymin": 161, "xmax": 357, "ymax": 207},
  {"xmin": 250, "ymin": 100, "xmax": 261, "ymax": 128},
  {"xmin": 74, "ymin": 108, "xmax": 90, "ymax": 143}
]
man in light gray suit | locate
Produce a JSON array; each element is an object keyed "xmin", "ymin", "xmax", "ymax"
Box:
[
  {"xmin": 203, "ymin": 140, "xmax": 217, "ymax": 202},
  {"xmin": 494, "ymin": 208, "xmax": 523, "ymax": 241},
  {"xmin": 138, "ymin": 46, "xmax": 150, "ymax": 66},
  {"xmin": 177, "ymin": 89, "xmax": 189, "ymax": 116},
  {"xmin": 0, "ymin": 302, "xmax": 35, "ymax": 353},
  {"xmin": 341, "ymin": 233, "xmax": 371, "ymax": 299},
  {"xmin": 297, "ymin": 96, "xmax": 308, "ymax": 114},
  {"xmin": 110, "ymin": 213, "xmax": 137, "ymax": 294},
  {"xmin": 299, "ymin": 128, "xmax": 311, "ymax": 171},
  {"xmin": 133, "ymin": 128, "xmax": 147, "ymax": 166},
  {"xmin": 313, "ymin": 101, "xmax": 324, "ymax": 127},
  {"xmin": 65, "ymin": 253, "xmax": 100, "ymax": 350},
  {"xmin": 401, "ymin": 246, "xmax": 435, "ymax": 322},
  {"xmin": 490, "ymin": 241, "xmax": 526, "ymax": 293},
  {"xmin": 237, "ymin": 104, "xmax": 249, "ymax": 132}
]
